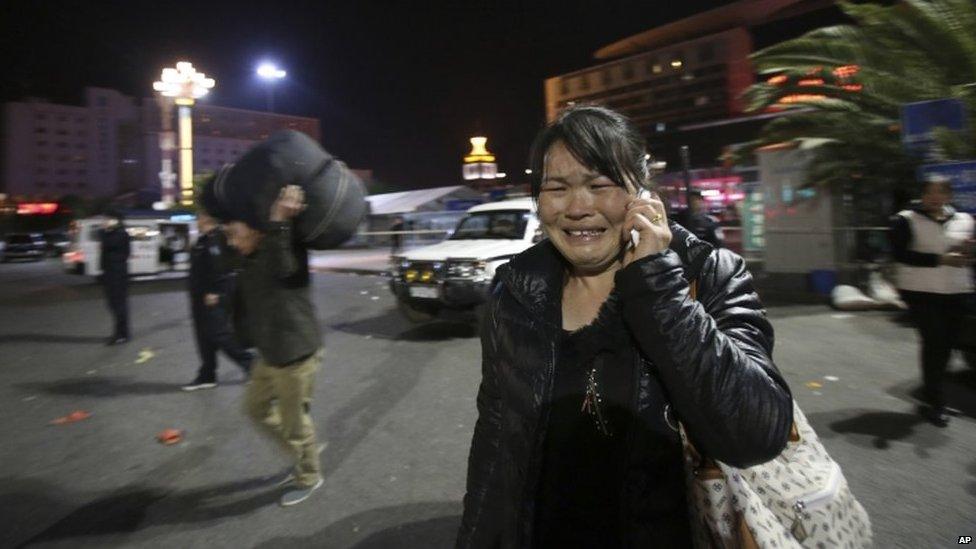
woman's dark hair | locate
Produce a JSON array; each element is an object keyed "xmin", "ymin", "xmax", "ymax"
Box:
[{"xmin": 528, "ymin": 104, "xmax": 651, "ymax": 200}]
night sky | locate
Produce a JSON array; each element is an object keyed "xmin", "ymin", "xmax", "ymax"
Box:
[{"xmin": 3, "ymin": 0, "xmax": 730, "ymax": 191}]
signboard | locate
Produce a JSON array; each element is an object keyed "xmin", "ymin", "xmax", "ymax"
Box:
[
  {"xmin": 901, "ymin": 99, "xmax": 967, "ymax": 161},
  {"xmin": 741, "ymin": 189, "xmax": 765, "ymax": 252},
  {"xmin": 918, "ymin": 161, "xmax": 976, "ymax": 214}
]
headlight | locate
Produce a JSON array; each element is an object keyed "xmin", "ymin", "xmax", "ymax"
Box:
[{"xmin": 447, "ymin": 260, "xmax": 488, "ymax": 279}]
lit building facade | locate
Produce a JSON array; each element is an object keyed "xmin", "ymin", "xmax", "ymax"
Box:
[
  {"xmin": 543, "ymin": 0, "xmax": 842, "ymax": 168},
  {"xmin": 1, "ymin": 87, "xmax": 321, "ymax": 203},
  {"xmin": 545, "ymin": 27, "xmax": 754, "ymax": 131}
]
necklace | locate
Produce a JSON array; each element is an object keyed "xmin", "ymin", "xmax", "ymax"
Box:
[{"xmin": 582, "ymin": 366, "xmax": 612, "ymax": 437}]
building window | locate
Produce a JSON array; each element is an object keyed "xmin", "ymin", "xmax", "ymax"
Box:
[
  {"xmin": 76, "ymin": 117, "xmax": 85, "ymax": 124},
  {"xmin": 57, "ymin": 142, "xmax": 67, "ymax": 148},
  {"xmin": 670, "ymin": 56, "xmax": 685, "ymax": 70},
  {"xmin": 56, "ymin": 129, "xmax": 68, "ymax": 135},
  {"xmin": 37, "ymin": 140, "xmax": 48, "ymax": 147},
  {"xmin": 648, "ymin": 56, "xmax": 662, "ymax": 74},
  {"xmin": 38, "ymin": 182, "xmax": 48, "ymax": 187},
  {"xmin": 698, "ymin": 43, "xmax": 716, "ymax": 64},
  {"xmin": 622, "ymin": 62, "xmax": 634, "ymax": 80},
  {"xmin": 35, "ymin": 127, "xmax": 47, "ymax": 134},
  {"xmin": 58, "ymin": 115, "xmax": 67, "ymax": 122},
  {"xmin": 36, "ymin": 113, "xmax": 47, "ymax": 121}
]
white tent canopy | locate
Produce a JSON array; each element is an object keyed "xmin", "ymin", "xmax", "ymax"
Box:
[{"xmin": 365, "ymin": 185, "xmax": 481, "ymax": 215}]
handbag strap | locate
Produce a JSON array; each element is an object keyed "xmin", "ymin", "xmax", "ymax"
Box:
[{"xmin": 681, "ymin": 277, "xmax": 798, "ymax": 478}]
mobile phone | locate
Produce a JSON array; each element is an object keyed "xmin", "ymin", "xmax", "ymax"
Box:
[{"xmin": 630, "ymin": 188, "xmax": 652, "ymax": 248}]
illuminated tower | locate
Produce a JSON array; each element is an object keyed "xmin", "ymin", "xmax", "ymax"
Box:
[{"xmin": 462, "ymin": 136, "xmax": 502, "ymax": 191}]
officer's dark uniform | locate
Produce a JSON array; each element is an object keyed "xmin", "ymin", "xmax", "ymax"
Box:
[
  {"xmin": 100, "ymin": 222, "xmax": 131, "ymax": 343},
  {"xmin": 188, "ymin": 228, "xmax": 252, "ymax": 383},
  {"xmin": 684, "ymin": 211, "xmax": 724, "ymax": 248}
]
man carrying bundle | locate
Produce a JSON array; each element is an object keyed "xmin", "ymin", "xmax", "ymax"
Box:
[{"xmin": 225, "ymin": 184, "xmax": 325, "ymax": 506}]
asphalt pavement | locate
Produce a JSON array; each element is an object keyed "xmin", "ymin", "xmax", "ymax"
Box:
[{"xmin": 0, "ymin": 258, "xmax": 973, "ymax": 548}]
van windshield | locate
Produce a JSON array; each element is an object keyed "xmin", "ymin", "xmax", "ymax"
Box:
[{"xmin": 449, "ymin": 211, "xmax": 529, "ymax": 240}]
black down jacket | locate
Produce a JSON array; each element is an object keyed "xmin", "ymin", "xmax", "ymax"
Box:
[{"xmin": 457, "ymin": 223, "xmax": 793, "ymax": 548}]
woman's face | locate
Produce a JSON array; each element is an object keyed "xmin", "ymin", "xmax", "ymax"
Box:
[{"xmin": 538, "ymin": 141, "xmax": 632, "ymax": 275}]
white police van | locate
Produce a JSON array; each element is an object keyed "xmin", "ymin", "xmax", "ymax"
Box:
[
  {"xmin": 63, "ymin": 212, "xmax": 197, "ymax": 278},
  {"xmin": 389, "ymin": 198, "xmax": 542, "ymax": 322}
]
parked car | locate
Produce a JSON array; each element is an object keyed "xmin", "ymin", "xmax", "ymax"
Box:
[
  {"xmin": 44, "ymin": 231, "xmax": 71, "ymax": 257},
  {"xmin": 389, "ymin": 198, "xmax": 541, "ymax": 322},
  {"xmin": 2, "ymin": 233, "xmax": 48, "ymax": 262}
]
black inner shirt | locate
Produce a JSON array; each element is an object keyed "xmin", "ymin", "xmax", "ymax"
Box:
[{"xmin": 533, "ymin": 293, "xmax": 635, "ymax": 548}]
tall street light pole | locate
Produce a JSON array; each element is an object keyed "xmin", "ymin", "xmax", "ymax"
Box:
[
  {"xmin": 256, "ymin": 62, "xmax": 286, "ymax": 113},
  {"xmin": 153, "ymin": 62, "xmax": 215, "ymax": 207}
]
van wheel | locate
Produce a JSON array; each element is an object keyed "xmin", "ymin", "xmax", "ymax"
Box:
[{"xmin": 398, "ymin": 300, "xmax": 439, "ymax": 323}]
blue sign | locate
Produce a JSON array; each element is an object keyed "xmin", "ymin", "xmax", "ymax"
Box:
[
  {"xmin": 444, "ymin": 199, "xmax": 483, "ymax": 212},
  {"xmin": 901, "ymin": 99, "xmax": 967, "ymax": 161},
  {"xmin": 918, "ymin": 161, "xmax": 976, "ymax": 214}
]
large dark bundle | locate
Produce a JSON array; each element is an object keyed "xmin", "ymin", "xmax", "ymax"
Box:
[{"xmin": 202, "ymin": 130, "xmax": 367, "ymax": 250}]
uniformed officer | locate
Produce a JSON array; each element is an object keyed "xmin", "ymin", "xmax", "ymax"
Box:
[
  {"xmin": 182, "ymin": 209, "xmax": 253, "ymax": 391},
  {"xmin": 100, "ymin": 209, "xmax": 131, "ymax": 345}
]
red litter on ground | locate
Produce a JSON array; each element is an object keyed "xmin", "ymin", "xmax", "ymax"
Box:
[
  {"xmin": 50, "ymin": 410, "xmax": 92, "ymax": 425},
  {"xmin": 156, "ymin": 428, "xmax": 183, "ymax": 445}
]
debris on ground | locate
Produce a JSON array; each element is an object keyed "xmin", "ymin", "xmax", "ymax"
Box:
[
  {"xmin": 156, "ymin": 428, "xmax": 183, "ymax": 445},
  {"xmin": 50, "ymin": 410, "xmax": 92, "ymax": 425},
  {"xmin": 135, "ymin": 348, "xmax": 155, "ymax": 364}
]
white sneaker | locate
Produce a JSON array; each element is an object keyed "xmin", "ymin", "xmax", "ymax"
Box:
[
  {"xmin": 181, "ymin": 379, "xmax": 217, "ymax": 392},
  {"xmin": 280, "ymin": 477, "xmax": 323, "ymax": 507}
]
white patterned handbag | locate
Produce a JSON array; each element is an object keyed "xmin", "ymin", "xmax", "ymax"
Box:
[{"xmin": 680, "ymin": 401, "xmax": 873, "ymax": 549}]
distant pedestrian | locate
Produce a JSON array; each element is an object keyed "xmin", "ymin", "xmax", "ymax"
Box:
[
  {"xmin": 225, "ymin": 185, "xmax": 325, "ymax": 507},
  {"xmin": 390, "ymin": 216, "xmax": 404, "ymax": 254},
  {"xmin": 182, "ymin": 209, "xmax": 253, "ymax": 391},
  {"xmin": 890, "ymin": 177, "xmax": 975, "ymax": 427},
  {"xmin": 681, "ymin": 190, "xmax": 723, "ymax": 247},
  {"xmin": 100, "ymin": 209, "xmax": 130, "ymax": 345}
]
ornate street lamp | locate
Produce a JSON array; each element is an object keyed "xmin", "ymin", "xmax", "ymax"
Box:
[{"xmin": 153, "ymin": 62, "xmax": 215, "ymax": 207}]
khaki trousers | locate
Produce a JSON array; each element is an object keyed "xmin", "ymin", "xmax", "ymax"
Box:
[{"xmin": 244, "ymin": 349, "xmax": 323, "ymax": 487}]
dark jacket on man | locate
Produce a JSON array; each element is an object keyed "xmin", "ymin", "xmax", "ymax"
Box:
[
  {"xmin": 189, "ymin": 228, "xmax": 251, "ymax": 380},
  {"xmin": 100, "ymin": 225, "xmax": 131, "ymax": 275},
  {"xmin": 100, "ymin": 224, "xmax": 131, "ymax": 339},
  {"xmin": 234, "ymin": 222, "xmax": 321, "ymax": 365},
  {"xmin": 456, "ymin": 223, "xmax": 793, "ymax": 548},
  {"xmin": 189, "ymin": 229, "xmax": 233, "ymax": 301},
  {"xmin": 683, "ymin": 210, "xmax": 723, "ymax": 248}
]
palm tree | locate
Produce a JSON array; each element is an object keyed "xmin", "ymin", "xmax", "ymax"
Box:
[{"xmin": 738, "ymin": 0, "xmax": 976, "ymax": 212}]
